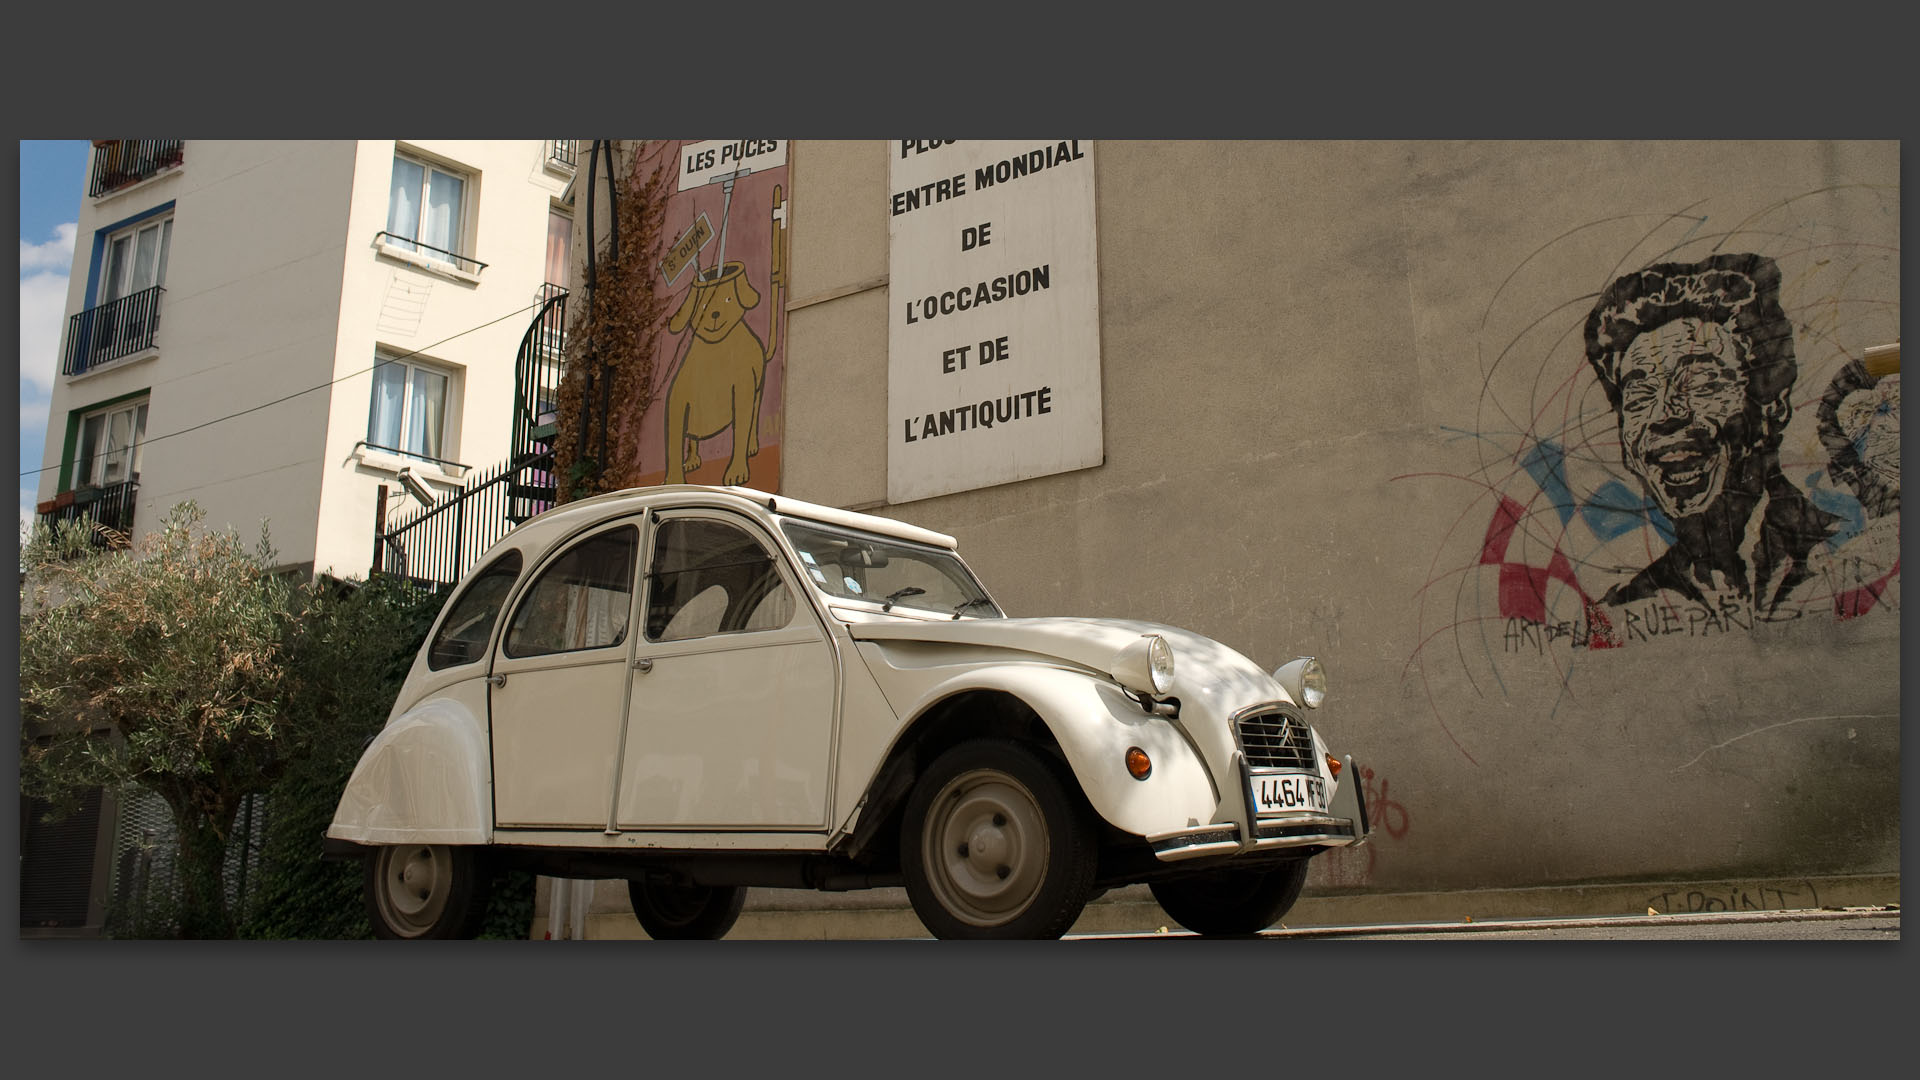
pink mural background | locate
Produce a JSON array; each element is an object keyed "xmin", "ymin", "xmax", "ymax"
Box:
[{"xmin": 619, "ymin": 139, "xmax": 789, "ymax": 493}]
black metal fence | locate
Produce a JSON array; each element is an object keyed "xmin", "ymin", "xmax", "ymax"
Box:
[
  {"xmin": 88, "ymin": 140, "xmax": 185, "ymax": 198},
  {"xmin": 374, "ymin": 452, "xmax": 554, "ymax": 588},
  {"xmin": 37, "ymin": 479, "xmax": 139, "ymax": 550},
  {"xmin": 64, "ymin": 286, "xmax": 164, "ymax": 376}
]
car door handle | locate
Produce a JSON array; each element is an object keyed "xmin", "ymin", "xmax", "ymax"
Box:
[
  {"xmin": 486, "ymin": 673, "xmax": 507, "ymax": 688},
  {"xmin": 632, "ymin": 657, "xmax": 654, "ymax": 674}
]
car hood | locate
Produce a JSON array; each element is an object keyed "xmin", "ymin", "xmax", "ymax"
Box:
[{"xmin": 846, "ymin": 616, "xmax": 1293, "ymax": 710}]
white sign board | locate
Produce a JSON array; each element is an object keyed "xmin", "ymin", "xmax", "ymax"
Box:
[
  {"xmin": 678, "ymin": 140, "xmax": 788, "ymax": 191},
  {"xmin": 887, "ymin": 140, "xmax": 1103, "ymax": 504}
]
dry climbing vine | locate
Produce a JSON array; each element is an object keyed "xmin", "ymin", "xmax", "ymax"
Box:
[{"xmin": 555, "ymin": 141, "xmax": 673, "ymax": 503}]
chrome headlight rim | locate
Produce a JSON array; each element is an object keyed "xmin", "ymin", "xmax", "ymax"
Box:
[
  {"xmin": 1112, "ymin": 633, "xmax": 1177, "ymax": 697},
  {"xmin": 1274, "ymin": 655, "xmax": 1327, "ymax": 709},
  {"xmin": 1146, "ymin": 634, "xmax": 1175, "ymax": 694}
]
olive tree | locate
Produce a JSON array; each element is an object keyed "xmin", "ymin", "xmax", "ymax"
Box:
[{"xmin": 19, "ymin": 503, "xmax": 309, "ymax": 939}]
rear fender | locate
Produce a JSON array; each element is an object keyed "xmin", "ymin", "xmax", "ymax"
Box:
[{"xmin": 326, "ymin": 690, "xmax": 492, "ymax": 846}]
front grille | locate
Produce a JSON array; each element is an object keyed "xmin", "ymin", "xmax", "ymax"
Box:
[{"xmin": 1237, "ymin": 708, "xmax": 1316, "ymax": 769}]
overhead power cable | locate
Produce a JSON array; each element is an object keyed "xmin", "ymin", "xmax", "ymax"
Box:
[{"xmin": 20, "ymin": 299, "xmax": 545, "ymax": 479}]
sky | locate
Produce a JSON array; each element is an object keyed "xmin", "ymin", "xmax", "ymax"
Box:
[{"xmin": 19, "ymin": 139, "xmax": 93, "ymax": 540}]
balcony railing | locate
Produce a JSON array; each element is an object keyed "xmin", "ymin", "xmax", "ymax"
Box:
[
  {"xmin": 37, "ymin": 479, "xmax": 139, "ymax": 551},
  {"xmin": 373, "ymin": 230, "xmax": 488, "ymax": 275},
  {"xmin": 373, "ymin": 451, "xmax": 553, "ymax": 589},
  {"xmin": 547, "ymin": 140, "xmax": 577, "ymax": 171},
  {"xmin": 63, "ymin": 286, "xmax": 164, "ymax": 376},
  {"xmin": 89, "ymin": 140, "xmax": 184, "ymax": 198}
]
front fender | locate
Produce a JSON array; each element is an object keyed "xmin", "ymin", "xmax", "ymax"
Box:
[
  {"xmin": 893, "ymin": 664, "xmax": 1222, "ymax": 840},
  {"xmin": 326, "ymin": 689, "xmax": 493, "ymax": 846}
]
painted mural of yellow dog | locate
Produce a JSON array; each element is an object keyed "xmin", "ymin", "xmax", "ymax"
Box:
[{"xmin": 664, "ymin": 260, "xmax": 769, "ymax": 485}]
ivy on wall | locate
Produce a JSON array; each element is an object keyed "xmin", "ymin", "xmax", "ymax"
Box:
[{"xmin": 556, "ymin": 142, "xmax": 674, "ymax": 503}]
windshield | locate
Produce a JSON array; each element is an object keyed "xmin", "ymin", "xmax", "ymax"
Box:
[{"xmin": 779, "ymin": 519, "xmax": 1002, "ymax": 618}]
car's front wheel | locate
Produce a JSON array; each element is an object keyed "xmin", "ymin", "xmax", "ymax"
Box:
[
  {"xmin": 365, "ymin": 844, "xmax": 493, "ymax": 939},
  {"xmin": 1149, "ymin": 860, "xmax": 1310, "ymax": 936},
  {"xmin": 626, "ymin": 877, "xmax": 747, "ymax": 940},
  {"xmin": 901, "ymin": 739, "xmax": 1097, "ymax": 940}
]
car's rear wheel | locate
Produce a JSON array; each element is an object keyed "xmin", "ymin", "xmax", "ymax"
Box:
[
  {"xmin": 627, "ymin": 877, "xmax": 747, "ymax": 940},
  {"xmin": 901, "ymin": 739, "xmax": 1097, "ymax": 940},
  {"xmin": 1149, "ymin": 860, "xmax": 1310, "ymax": 936},
  {"xmin": 365, "ymin": 844, "xmax": 493, "ymax": 940}
]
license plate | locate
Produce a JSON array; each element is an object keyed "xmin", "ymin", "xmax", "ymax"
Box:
[{"xmin": 1251, "ymin": 772, "xmax": 1329, "ymax": 815}]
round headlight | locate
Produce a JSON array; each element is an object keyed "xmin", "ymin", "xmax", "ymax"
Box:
[
  {"xmin": 1273, "ymin": 656, "xmax": 1327, "ymax": 709},
  {"xmin": 1147, "ymin": 635, "xmax": 1175, "ymax": 694},
  {"xmin": 1111, "ymin": 634, "xmax": 1177, "ymax": 697},
  {"xmin": 1299, "ymin": 657, "xmax": 1326, "ymax": 709}
]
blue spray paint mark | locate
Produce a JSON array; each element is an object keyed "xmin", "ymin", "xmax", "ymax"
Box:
[
  {"xmin": 1583, "ymin": 479, "xmax": 1660, "ymax": 543},
  {"xmin": 1805, "ymin": 471, "xmax": 1865, "ymax": 548},
  {"xmin": 1519, "ymin": 441, "xmax": 1577, "ymax": 525}
]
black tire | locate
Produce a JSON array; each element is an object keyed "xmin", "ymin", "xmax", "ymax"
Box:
[
  {"xmin": 365, "ymin": 844, "xmax": 493, "ymax": 940},
  {"xmin": 1150, "ymin": 860, "xmax": 1310, "ymax": 937},
  {"xmin": 627, "ymin": 877, "xmax": 747, "ymax": 940},
  {"xmin": 900, "ymin": 739, "xmax": 1098, "ymax": 940}
]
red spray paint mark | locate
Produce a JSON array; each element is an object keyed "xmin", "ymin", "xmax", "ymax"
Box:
[{"xmin": 1478, "ymin": 496, "xmax": 1620, "ymax": 647}]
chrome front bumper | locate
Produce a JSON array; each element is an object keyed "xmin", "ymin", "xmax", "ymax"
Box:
[{"xmin": 1147, "ymin": 752, "xmax": 1373, "ymax": 863}]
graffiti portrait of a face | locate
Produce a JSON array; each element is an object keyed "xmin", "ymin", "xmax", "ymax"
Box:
[
  {"xmin": 1584, "ymin": 253, "xmax": 1799, "ymax": 527},
  {"xmin": 1616, "ymin": 316, "xmax": 1749, "ymax": 518},
  {"xmin": 1579, "ymin": 252, "xmax": 1840, "ymax": 611}
]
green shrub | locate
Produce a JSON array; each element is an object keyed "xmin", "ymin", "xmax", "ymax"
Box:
[{"xmin": 241, "ymin": 575, "xmax": 535, "ymax": 939}]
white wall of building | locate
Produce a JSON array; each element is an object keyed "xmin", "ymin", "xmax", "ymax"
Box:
[
  {"xmin": 312, "ymin": 139, "xmax": 571, "ymax": 579},
  {"xmin": 36, "ymin": 142, "xmax": 361, "ymax": 564}
]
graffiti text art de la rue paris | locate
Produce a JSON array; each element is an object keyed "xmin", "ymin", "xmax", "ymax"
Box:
[{"xmin": 1401, "ymin": 187, "xmax": 1899, "ymax": 761}]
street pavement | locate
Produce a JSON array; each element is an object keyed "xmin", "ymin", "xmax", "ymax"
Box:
[{"xmin": 1066, "ymin": 906, "xmax": 1900, "ymax": 941}]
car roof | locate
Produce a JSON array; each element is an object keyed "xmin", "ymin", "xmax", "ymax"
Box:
[{"xmin": 482, "ymin": 485, "xmax": 958, "ymax": 569}]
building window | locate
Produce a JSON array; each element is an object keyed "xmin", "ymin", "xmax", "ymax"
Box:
[
  {"xmin": 100, "ymin": 216, "xmax": 171, "ymax": 303},
  {"xmin": 72, "ymin": 398, "xmax": 149, "ymax": 490},
  {"xmin": 368, "ymin": 355, "xmax": 452, "ymax": 461},
  {"xmin": 386, "ymin": 152, "xmax": 468, "ymax": 266}
]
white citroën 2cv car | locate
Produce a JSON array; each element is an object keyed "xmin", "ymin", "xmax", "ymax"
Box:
[{"xmin": 327, "ymin": 485, "xmax": 1371, "ymax": 939}]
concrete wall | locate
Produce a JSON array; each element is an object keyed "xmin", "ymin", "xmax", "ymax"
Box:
[
  {"xmin": 571, "ymin": 140, "xmax": 1898, "ymax": 901},
  {"xmin": 776, "ymin": 140, "xmax": 1901, "ymax": 896}
]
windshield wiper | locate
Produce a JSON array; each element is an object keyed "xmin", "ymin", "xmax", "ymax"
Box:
[
  {"xmin": 881, "ymin": 586, "xmax": 926, "ymax": 612},
  {"xmin": 951, "ymin": 597, "xmax": 996, "ymax": 619}
]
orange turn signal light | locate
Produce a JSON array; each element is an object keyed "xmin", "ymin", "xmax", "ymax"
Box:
[
  {"xmin": 1326, "ymin": 755, "xmax": 1342, "ymax": 777},
  {"xmin": 1125, "ymin": 747, "xmax": 1152, "ymax": 780}
]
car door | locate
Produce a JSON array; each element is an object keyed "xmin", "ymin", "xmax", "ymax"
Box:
[
  {"xmin": 489, "ymin": 518, "xmax": 642, "ymax": 830},
  {"xmin": 613, "ymin": 511, "xmax": 839, "ymax": 831}
]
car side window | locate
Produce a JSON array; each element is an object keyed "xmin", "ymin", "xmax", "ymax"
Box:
[
  {"xmin": 504, "ymin": 525, "xmax": 640, "ymax": 658},
  {"xmin": 646, "ymin": 517, "xmax": 796, "ymax": 643},
  {"xmin": 427, "ymin": 551, "xmax": 523, "ymax": 670}
]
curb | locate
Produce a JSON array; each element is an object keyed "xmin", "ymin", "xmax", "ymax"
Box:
[
  {"xmin": 530, "ymin": 872, "xmax": 1900, "ymax": 940},
  {"xmin": 1080, "ymin": 905, "xmax": 1902, "ymax": 940}
]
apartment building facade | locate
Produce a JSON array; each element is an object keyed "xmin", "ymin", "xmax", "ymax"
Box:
[
  {"xmin": 22, "ymin": 139, "xmax": 576, "ymax": 934},
  {"xmin": 31, "ymin": 139, "xmax": 575, "ymax": 579}
]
